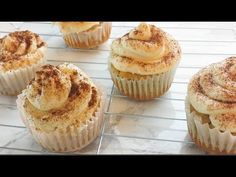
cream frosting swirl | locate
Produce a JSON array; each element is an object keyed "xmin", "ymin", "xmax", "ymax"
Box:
[
  {"xmin": 0, "ymin": 30, "xmax": 46, "ymax": 72},
  {"xmin": 110, "ymin": 23, "xmax": 181, "ymax": 75},
  {"xmin": 188, "ymin": 57, "xmax": 236, "ymax": 133},
  {"xmin": 57, "ymin": 22, "xmax": 100, "ymax": 34},
  {"xmin": 22, "ymin": 63, "xmax": 101, "ymax": 132},
  {"xmin": 26, "ymin": 65, "xmax": 72, "ymax": 111}
]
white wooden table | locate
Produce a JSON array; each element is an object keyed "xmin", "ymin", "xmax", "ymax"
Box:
[{"xmin": 0, "ymin": 22, "xmax": 236, "ymax": 154}]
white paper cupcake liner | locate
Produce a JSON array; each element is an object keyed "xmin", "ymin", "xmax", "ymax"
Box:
[
  {"xmin": 0, "ymin": 57, "xmax": 46, "ymax": 96},
  {"xmin": 16, "ymin": 87, "xmax": 106, "ymax": 153},
  {"xmin": 63, "ymin": 22, "xmax": 112, "ymax": 49},
  {"xmin": 109, "ymin": 62, "xmax": 178, "ymax": 100},
  {"xmin": 185, "ymin": 96, "xmax": 236, "ymax": 154}
]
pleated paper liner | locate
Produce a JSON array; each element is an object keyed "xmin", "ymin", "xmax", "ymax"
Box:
[
  {"xmin": 0, "ymin": 56, "xmax": 46, "ymax": 96},
  {"xmin": 108, "ymin": 62, "xmax": 178, "ymax": 100},
  {"xmin": 185, "ymin": 97, "xmax": 236, "ymax": 154},
  {"xmin": 63, "ymin": 22, "xmax": 112, "ymax": 49},
  {"xmin": 16, "ymin": 87, "xmax": 106, "ymax": 153}
]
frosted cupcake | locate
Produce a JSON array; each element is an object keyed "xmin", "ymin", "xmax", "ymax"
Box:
[
  {"xmin": 108, "ymin": 23, "xmax": 181, "ymax": 100},
  {"xmin": 0, "ymin": 30, "xmax": 47, "ymax": 95},
  {"xmin": 185, "ymin": 57, "xmax": 236, "ymax": 154},
  {"xmin": 16, "ymin": 63, "xmax": 105, "ymax": 152},
  {"xmin": 57, "ymin": 22, "xmax": 112, "ymax": 49}
]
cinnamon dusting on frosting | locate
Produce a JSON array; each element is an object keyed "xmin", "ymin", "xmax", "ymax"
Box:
[
  {"xmin": 88, "ymin": 87, "xmax": 98, "ymax": 107},
  {"xmin": 129, "ymin": 23, "xmax": 152, "ymax": 41},
  {"xmin": 188, "ymin": 57, "xmax": 236, "ymax": 133},
  {"xmin": 0, "ymin": 30, "xmax": 46, "ymax": 72},
  {"xmin": 110, "ymin": 23, "xmax": 181, "ymax": 75},
  {"xmin": 21, "ymin": 63, "xmax": 101, "ymax": 132}
]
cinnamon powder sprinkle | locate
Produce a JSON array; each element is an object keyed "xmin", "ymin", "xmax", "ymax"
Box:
[
  {"xmin": 88, "ymin": 87, "xmax": 97, "ymax": 107},
  {"xmin": 0, "ymin": 30, "xmax": 45, "ymax": 63},
  {"xmin": 69, "ymin": 81, "xmax": 90, "ymax": 101}
]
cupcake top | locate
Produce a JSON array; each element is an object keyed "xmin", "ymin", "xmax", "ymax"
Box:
[
  {"xmin": 21, "ymin": 63, "xmax": 102, "ymax": 132},
  {"xmin": 0, "ymin": 30, "xmax": 46, "ymax": 72},
  {"xmin": 110, "ymin": 23, "xmax": 181, "ymax": 75},
  {"xmin": 57, "ymin": 22, "xmax": 101, "ymax": 34},
  {"xmin": 188, "ymin": 57, "xmax": 236, "ymax": 133}
]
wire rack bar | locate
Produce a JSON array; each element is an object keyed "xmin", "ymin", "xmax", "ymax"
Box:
[
  {"xmin": 23, "ymin": 22, "xmax": 236, "ymax": 30},
  {"xmin": 103, "ymin": 133, "xmax": 194, "ymax": 144},
  {"xmin": 96, "ymin": 84, "xmax": 115, "ymax": 154},
  {"xmin": 104, "ymin": 112, "xmax": 187, "ymax": 121}
]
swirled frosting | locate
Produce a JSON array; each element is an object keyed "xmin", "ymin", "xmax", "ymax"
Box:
[
  {"xmin": 22, "ymin": 63, "xmax": 102, "ymax": 132},
  {"xmin": 57, "ymin": 22, "xmax": 100, "ymax": 34},
  {"xmin": 26, "ymin": 65, "xmax": 72, "ymax": 111},
  {"xmin": 110, "ymin": 23, "xmax": 181, "ymax": 75},
  {"xmin": 0, "ymin": 30, "xmax": 46, "ymax": 72},
  {"xmin": 188, "ymin": 57, "xmax": 236, "ymax": 133}
]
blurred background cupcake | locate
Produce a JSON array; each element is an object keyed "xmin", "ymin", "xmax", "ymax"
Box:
[
  {"xmin": 0, "ymin": 30, "xmax": 47, "ymax": 95},
  {"xmin": 186, "ymin": 57, "xmax": 236, "ymax": 154},
  {"xmin": 17, "ymin": 63, "xmax": 105, "ymax": 152},
  {"xmin": 57, "ymin": 22, "xmax": 112, "ymax": 49},
  {"xmin": 108, "ymin": 23, "xmax": 181, "ymax": 100}
]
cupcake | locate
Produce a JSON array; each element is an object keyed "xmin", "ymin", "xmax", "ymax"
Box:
[
  {"xmin": 0, "ymin": 30, "xmax": 47, "ymax": 95},
  {"xmin": 16, "ymin": 63, "xmax": 105, "ymax": 152},
  {"xmin": 57, "ymin": 22, "xmax": 112, "ymax": 49},
  {"xmin": 185, "ymin": 57, "xmax": 236, "ymax": 154},
  {"xmin": 108, "ymin": 23, "xmax": 181, "ymax": 100}
]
